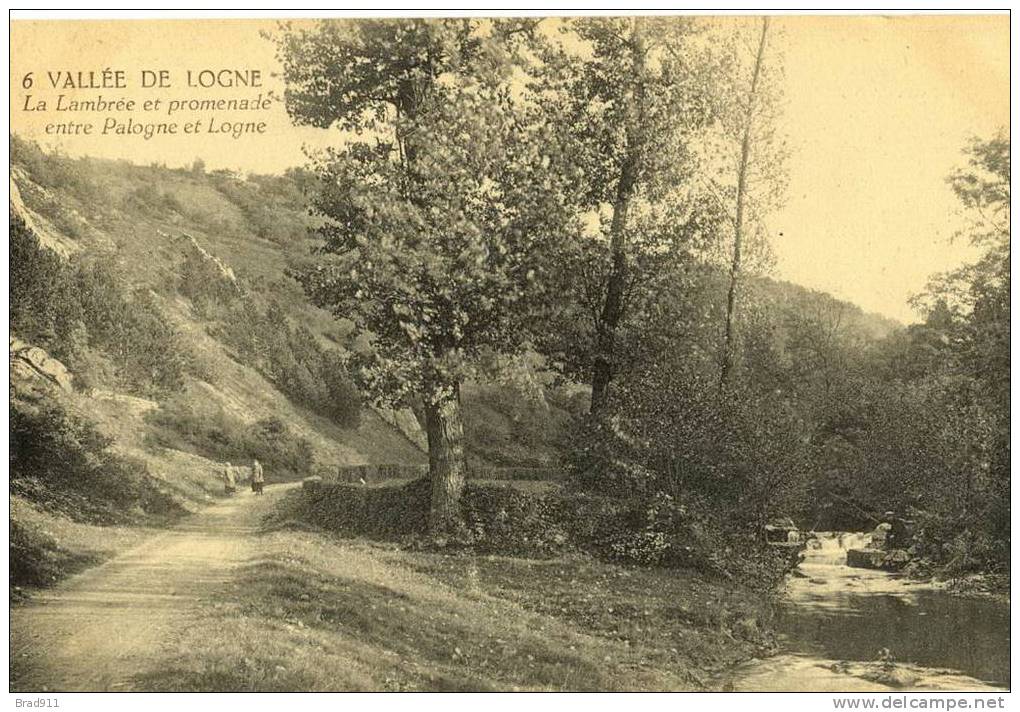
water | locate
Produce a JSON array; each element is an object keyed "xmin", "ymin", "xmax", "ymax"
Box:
[{"xmin": 725, "ymin": 532, "xmax": 1010, "ymax": 691}]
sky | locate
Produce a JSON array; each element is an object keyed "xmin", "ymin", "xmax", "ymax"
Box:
[{"xmin": 9, "ymin": 15, "xmax": 1010, "ymax": 324}]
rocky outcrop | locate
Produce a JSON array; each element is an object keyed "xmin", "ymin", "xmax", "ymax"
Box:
[
  {"xmin": 178, "ymin": 232, "xmax": 239, "ymax": 287},
  {"xmin": 90, "ymin": 389, "xmax": 158, "ymax": 412},
  {"xmin": 165, "ymin": 230, "xmax": 243, "ymax": 303},
  {"xmin": 10, "ymin": 336, "xmax": 73, "ymax": 392},
  {"xmin": 847, "ymin": 548, "xmax": 911, "ymax": 571},
  {"xmin": 10, "ymin": 172, "xmax": 82, "ymax": 258},
  {"xmin": 374, "ymin": 406, "xmax": 427, "ymax": 451}
]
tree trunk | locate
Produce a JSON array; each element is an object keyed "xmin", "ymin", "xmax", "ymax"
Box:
[
  {"xmin": 396, "ymin": 74, "xmax": 466, "ymax": 534},
  {"xmin": 423, "ymin": 382, "xmax": 466, "ymax": 535},
  {"xmin": 590, "ymin": 26, "xmax": 645, "ymax": 415},
  {"xmin": 591, "ymin": 153, "xmax": 638, "ymax": 414},
  {"xmin": 720, "ymin": 17, "xmax": 770, "ymax": 390}
]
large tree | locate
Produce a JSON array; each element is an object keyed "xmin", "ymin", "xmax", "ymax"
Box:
[
  {"xmin": 530, "ymin": 17, "xmax": 722, "ymax": 414},
  {"xmin": 272, "ymin": 19, "xmax": 577, "ymax": 533}
]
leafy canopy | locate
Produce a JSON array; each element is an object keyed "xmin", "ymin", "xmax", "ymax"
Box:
[{"xmin": 273, "ymin": 19, "xmax": 580, "ymax": 404}]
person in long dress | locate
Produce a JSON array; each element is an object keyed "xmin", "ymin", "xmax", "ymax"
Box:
[
  {"xmin": 252, "ymin": 458, "xmax": 265, "ymax": 495},
  {"xmin": 223, "ymin": 462, "xmax": 235, "ymax": 494}
]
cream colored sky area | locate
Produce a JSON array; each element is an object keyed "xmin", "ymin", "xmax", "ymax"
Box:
[
  {"xmin": 774, "ymin": 15, "xmax": 1007, "ymax": 323},
  {"xmin": 9, "ymin": 16, "xmax": 1010, "ymax": 323}
]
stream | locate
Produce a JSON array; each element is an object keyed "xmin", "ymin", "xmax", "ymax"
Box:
[{"xmin": 725, "ymin": 532, "xmax": 1010, "ymax": 692}]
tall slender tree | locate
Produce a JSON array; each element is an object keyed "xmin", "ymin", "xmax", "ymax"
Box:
[
  {"xmin": 720, "ymin": 17, "xmax": 770, "ymax": 388},
  {"xmin": 716, "ymin": 16, "xmax": 789, "ymax": 388}
]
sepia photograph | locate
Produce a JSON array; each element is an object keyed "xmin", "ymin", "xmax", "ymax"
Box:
[{"xmin": 6, "ymin": 8, "xmax": 1011, "ymax": 700}]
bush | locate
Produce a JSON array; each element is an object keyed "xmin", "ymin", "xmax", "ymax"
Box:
[
  {"xmin": 147, "ymin": 394, "xmax": 316, "ymax": 482},
  {"xmin": 249, "ymin": 417, "xmax": 315, "ymax": 481},
  {"xmin": 10, "ymin": 212, "xmax": 83, "ymax": 343},
  {"xmin": 175, "ymin": 235, "xmax": 361, "ymax": 430},
  {"xmin": 12, "ymin": 137, "xmax": 99, "ymax": 202},
  {"xmin": 460, "ymin": 485, "xmax": 571, "ymax": 557},
  {"xmin": 211, "ymin": 172, "xmax": 308, "ymax": 245},
  {"xmin": 565, "ymin": 367, "xmax": 812, "ymax": 541},
  {"xmin": 10, "ymin": 212, "xmax": 191, "ymax": 398},
  {"xmin": 10, "ymin": 520, "xmax": 101, "ymax": 590},
  {"xmin": 177, "ymin": 241, "xmax": 242, "ymax": 316},
  {"xmin": 300, "ymin": 479, "xmax": 431, "ymax": 538},
  {"xmin": 297, "ymin": 479, "xmax": 794, "ymax": 590},
  {"xmin": 461, "ymin": 381, "xmax": 573, "ymax": 468},
  {"xmin": 204, "ymin": 292, "xmax": 362, "ymax": 429},
  {"xmin": 10, "ymin": 397, "xmax": 183, "ymax": 525},
  {"xmin": 123, "ymin": 184, "xmax": 184, "ymax": 216},
  {"xmin": 910, "ymin": 508, "xmax": 1010, "ymax": 577}
]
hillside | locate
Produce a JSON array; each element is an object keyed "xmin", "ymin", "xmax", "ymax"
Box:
[
  {"xmin": 10, "ymin": 136, "xmax": 586, "ymax": 591},
  {"xmin": 10, "ymin": 140, "xmax": 405, "ymax": 593},
  {"xmin": 11, "ymin": 138, "xmax": 430, "ymax": 464},
  {"xmin": 8, "ymin": 136, "xmax": 902, "ymax": 593}
]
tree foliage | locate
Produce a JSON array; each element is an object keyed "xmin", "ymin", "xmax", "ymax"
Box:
[
  {"xmin": 273, "ymin": 19, "xmax": 580, "ymax": 531},
  {"xmin": 529, "ymin": 17, "xmax": 726, "ymax": 411},
  {"xmin": 271, "ymin": 19, "xmax": 1007, "ymax": 575}
]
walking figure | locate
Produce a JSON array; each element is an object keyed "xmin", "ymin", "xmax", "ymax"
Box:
[
  {"xmin": 223, "ymin": 461, "xmax": 235, "ymax": 495},
  {"xmin": 252, "ymin": 458, "xmax": 265, "ymax": 495}
]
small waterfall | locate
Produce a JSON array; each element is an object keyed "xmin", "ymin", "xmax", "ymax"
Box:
[{"xmin": 803, "ymin": 531, "xmax": 873, "ymax": 566}]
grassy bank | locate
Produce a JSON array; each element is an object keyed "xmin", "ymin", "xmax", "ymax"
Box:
[
  {"xmin": 134, "ymin": 491, "xmax": 776, "ymax": 691},
  {"xmin": 10, "ymin": 497, "xmax": 160, "ymax": 601}
]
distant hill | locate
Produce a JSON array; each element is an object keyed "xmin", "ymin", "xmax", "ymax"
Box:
[{"xmin": 747, "ymin": 276, "xmax": 903, "ymax": 343}]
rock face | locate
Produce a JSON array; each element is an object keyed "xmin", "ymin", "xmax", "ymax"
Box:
[
  {"xmin": 10, "ymin": 336, "xmax": 73, "ymax": 392},
  {"xmin": 10, "ymin": 172, "xmax": 83, "ymax": 258},
  {"xmin": 179, "ymin": 232, "xmax": 239, "ymax": 287},
  {"xmin": 373, "ymin": 407, "xmax": 427, "ymax": 451},
  {"xmin": 847, "ymin": 548, "xmax": 911, "ymax": 571}
]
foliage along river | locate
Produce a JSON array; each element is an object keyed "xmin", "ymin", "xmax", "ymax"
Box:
[{"xmin": 724, "ymin": 532, "xmax": 1010, "ymax": 691}]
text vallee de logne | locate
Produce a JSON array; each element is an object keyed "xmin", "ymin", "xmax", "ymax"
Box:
[{"xmin": 19, "ymin": 69, "xmax": 273, "ymax": 140}]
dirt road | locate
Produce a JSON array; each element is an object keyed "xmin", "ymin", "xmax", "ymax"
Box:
[{"xmin": 10, "ymin": 485, "xmax": 295, "ymax": 692}]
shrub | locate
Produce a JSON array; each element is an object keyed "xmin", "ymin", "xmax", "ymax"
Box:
[
  {"xmin": 910, "ymin": 508, "xmax": 1010, "ymax": 577},
  {"xmin": 147, "ymin": 394, "xmax": 316, "ymax": 482},
  {"xmin": 459, "ymin": 485, "xmax": 570, "ymax": 556},
  {"xmin": 299, "ymin": 479, "xmax": 431, "ymax": 538},
  {"xmin": 178, "ymin": 242, "xmax": 242, "ymax": 316},
  {"xmin": 12, "ymin": 136, "xmax": 100, "ymax": 206},
  {"xmin": 249, "ymin": 417, "xmax": 315, "ymax": 481},
  {"xmin": 462, "ymin": 381, "xmax": 572, "ymax": 468},
  {"xmin": 10, "ymin": 212, "xmax": 82, "ymax": 345},
  {"xmin": 123, "ymin": 184, "xmax": 184, "ymax": 216},
  {"xmin": 9, "ymin": 398, "xmax": 183, "ymax": 525},
  {"xmin": 565, "ymin": 367, "xmax": 812, "ymax": 541},
  {"xmin": 10, "ymin": 520, "xmax": 101, "ymax": 590},
  {"xmin": 211, "ymin": 173, "xmax": 307, "ymax": 245},
  {"xmin": 203, "ymin": 291, "xmax": 361, "ymax": 429},
  {"xmin": 296, "ymin": 479, "xmax": 795, "ymax": 590},
  {"xmin": 10, "ymin": 212, "xmax": 191, "ymax": 398}
]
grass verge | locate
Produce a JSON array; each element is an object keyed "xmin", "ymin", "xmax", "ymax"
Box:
[
  {"xmin": 10, "ymin": 497, "xmax": 158, "ymax": 601},
  {"xmin": 134, "ymin": 492, "xmax": 776, "ymax": 691}
]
